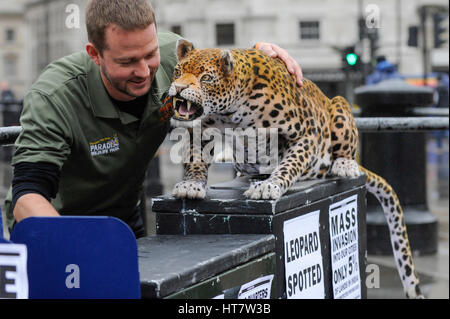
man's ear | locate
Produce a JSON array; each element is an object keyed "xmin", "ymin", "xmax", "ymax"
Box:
[
  {"xmin": 221, "ymin": 50, "xmax": 234, "ymax": 76},
  {"xmin": 176, "ymin": 39, "xmax": 195, "ymax": 61},
  {"xmin": 86, "ymin": 43, "xmax": 101, "ymax": 66}
]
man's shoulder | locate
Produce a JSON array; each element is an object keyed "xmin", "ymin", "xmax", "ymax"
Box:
[
  {"xmin": 158, "ymin": 32, "xmax": 182, "ymax": 74},
  {"xmin": 30, "ymin": 51, "xmax": 91, "ymax": 96},
  {"xmin": 158, "ymin": 31, "xmax": 182, "ymax": 50}
]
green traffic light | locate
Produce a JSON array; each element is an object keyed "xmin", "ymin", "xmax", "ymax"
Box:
[{"xmin": 346, "ymin": 53, "xmax": 358, "ymax": 66}]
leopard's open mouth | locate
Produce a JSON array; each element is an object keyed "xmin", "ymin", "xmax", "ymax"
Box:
[{"xmin": 172, "ymin": 97, "xmax": 203, "ymax": 121}]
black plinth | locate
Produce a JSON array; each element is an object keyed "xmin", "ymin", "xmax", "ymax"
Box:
[
  {"xmin": 355, "ymin": 79, "xmax": 438, "ymax": 255},
  {"xmin": 152, "ymin": 175, "xmax": 367, "ymax": 299},
  {"xmin": 153, "ymin": 176, "xmax": 367, "ymax": 234},
  {"xmin": 137, "ymin": 234, "xmax": 275, "ymax": 298}
]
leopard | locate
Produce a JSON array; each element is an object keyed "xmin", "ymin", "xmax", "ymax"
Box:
[{"xmin": 168, "ymin": 39, "xmax": 423, "ymax": 299}]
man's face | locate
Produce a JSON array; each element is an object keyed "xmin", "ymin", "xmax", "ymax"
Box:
[{"xmin": 89, "ymin": 23, "xmax": 160, "ymax": 101}]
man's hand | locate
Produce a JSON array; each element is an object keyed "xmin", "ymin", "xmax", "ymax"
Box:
[
  {"xmin": 255, "ymin": 42, "xmax": 303, "ymax": 87},
  {"xmin": 13, "ymin": 193, "xmax": 60, "ymax": 222}
]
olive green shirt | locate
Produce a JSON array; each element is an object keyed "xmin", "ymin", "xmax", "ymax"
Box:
[{"xmin": 4, "ymin": 32, "xmax": 180, "ymax": 230}]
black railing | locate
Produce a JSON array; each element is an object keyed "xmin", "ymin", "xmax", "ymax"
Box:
[{"xmin": 0, "ymin": 114, "xmax": 448, "ymax": 146}]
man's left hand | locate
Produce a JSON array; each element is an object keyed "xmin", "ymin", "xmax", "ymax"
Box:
[{"xmin": 255, "ymin": 42, "xmax": 303, "ymax": 87}]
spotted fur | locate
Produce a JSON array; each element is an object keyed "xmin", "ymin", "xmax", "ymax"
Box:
[{"xmin": 169, "ymin": 40, "xmax": 423, "ymax": 298}]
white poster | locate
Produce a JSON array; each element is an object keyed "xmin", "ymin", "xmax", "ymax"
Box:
[
  {"xmin": 238, "ymin": 274, "xmax": 274, "ymax": 299},
  {"xmin": 0, "ymin": 243, "xmax": 28, "ymax": 299},
  {"xmin": 283, "ymin": 211, "xmax": 325, "ymax": 299},
  {"xmin": 329, "ymin": 195, "xmax": 361, "ymax": 299},
  {"xmin": 212, "ymin": 274, "xmax": 274, "ymax": 299}
]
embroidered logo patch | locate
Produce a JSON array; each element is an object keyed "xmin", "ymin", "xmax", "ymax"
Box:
[{"xmin": 89, "ymin": 133, "xmax": 120, "ymax": 156}]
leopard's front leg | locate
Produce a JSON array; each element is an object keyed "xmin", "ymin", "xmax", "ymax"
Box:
[
  {"xmin": 172, "ymin": 126, "xmax": 210, "ymax": 199},
  {"xmin": 244, "ymin": 137, "xmax": 315, "ymax": 200},
  {"xmin": 172, "ymin": 162, "xmax": 209, "ymax": 199}
]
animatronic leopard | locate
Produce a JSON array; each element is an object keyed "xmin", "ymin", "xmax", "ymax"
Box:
[{"xmin": 168, "ymin": 40, "xmax": 423, "ymax": 299}]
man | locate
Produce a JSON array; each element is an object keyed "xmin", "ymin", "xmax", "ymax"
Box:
[
  {"xmin": 365, "ymin": 56, "xmax": 401, "ymax": 85},
  {"xmin": 4, "ymin": 0, "xmax": 303, "ymax": 238}
]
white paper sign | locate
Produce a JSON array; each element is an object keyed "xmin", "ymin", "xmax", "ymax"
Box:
[
  {"xmin": 329, "ymin": 195, "xmax": 361, "ymax": 299},
  {"xmin": 238, "ymin": 274, "xmax": 274, "ymax": 299},
  {"xmin": 283, "ymin": 211, "xmax": 325, "ymax": 299},
  {"xmin": 0, "ymin": 243, "xmax": 28, "ymax": 299}
]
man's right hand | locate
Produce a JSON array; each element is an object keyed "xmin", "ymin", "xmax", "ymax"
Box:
[{"xmin": 13, "ymin": 193, "xmax": 60, "ymax": 222}]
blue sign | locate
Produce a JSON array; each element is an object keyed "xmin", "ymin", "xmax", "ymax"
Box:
[{"xmin": 10, "ymin": 216, "xmax": 140, "ymax": 299}]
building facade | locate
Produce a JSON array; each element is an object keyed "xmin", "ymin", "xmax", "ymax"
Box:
[
  {"xmin": 24, "ymin": 0, "xmax": 88, "ymax": 88},
  {"xmin": 5, "ymin": 0, "xmax": 449, "ymax": 98},
  {"xmin": 0, "ymin": 0, "xmax": 27, "ymax": 99},
  {"xmin": 152, "ymin": 0, "xmax": 449, "ymax": 97}
]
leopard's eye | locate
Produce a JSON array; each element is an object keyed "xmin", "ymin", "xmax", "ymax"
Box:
[
  {"xmin": 200, "ymin": 74, "xmax": 214, "ymax": 83},
  {"xmin": 173, "ymin": 68, "xmax": 182, "ymax": 79}
]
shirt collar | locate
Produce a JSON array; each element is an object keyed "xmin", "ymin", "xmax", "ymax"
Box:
[
  {"xmin": 150, "ymin": 65, "xmax": 170, "ymax": 102},
  {"xmin": 86, "ymin": 57, "xmax": 118, "ymax": 119}
]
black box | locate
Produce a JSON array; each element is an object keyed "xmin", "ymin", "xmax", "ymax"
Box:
[
  {"xmin": 153, "ymin": 176, "xmax": 367, "ymax": 299},
  {"xmin": 138, "ymin": 234, "xmax": 276, "ymax": 299}
]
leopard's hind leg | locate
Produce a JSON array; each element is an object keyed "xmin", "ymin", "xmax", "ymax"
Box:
[{"xmin": 328, "ymin": 96, "xmax": 360, "ymax": 178}]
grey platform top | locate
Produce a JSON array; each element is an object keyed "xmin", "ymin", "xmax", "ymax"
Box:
[
  {"xmin": 137, "ymin": 234, "xmax": 275, "ymax": 298},
  {"xmin": 152, "ymin": 175, "xmax": 366, "ymax": 215}
]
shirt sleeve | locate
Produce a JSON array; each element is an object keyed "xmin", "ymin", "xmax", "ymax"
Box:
[
  {"xmin": 12, "ymin": 90, "xmax": 73, "ymax": 169},
  {"xmin": 12, "ymin": 161, "xmax": 60, "ymax": 209}
]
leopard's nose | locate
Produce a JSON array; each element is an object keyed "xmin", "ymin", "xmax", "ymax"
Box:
[{"xmin": 174, "ymin": 83, "xmax": 189, "ymax": 94}]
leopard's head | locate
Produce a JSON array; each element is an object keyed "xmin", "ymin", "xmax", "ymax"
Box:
[{"xmin": 169, "ymin": 39, "xmax": 235, "ymax": 122}]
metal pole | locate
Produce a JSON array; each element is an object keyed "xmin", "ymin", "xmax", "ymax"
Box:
[
  {"xmin": 396, "ymin": 0, "xmax": 402, "ymax": 70},
  {"xmin": 355, "ymin": 116, "xmax": 449, "ymax": 132},
  {"xmin": 420, "ymin": 6, "xmax": 430, "ymax": 86},
  {"xmin": 0, "ymin": 117, "xmax": 449, "ymax": 145},
  {"xmin": 0, "ymin": 126, "xmax": 22, "ymax": 146}
]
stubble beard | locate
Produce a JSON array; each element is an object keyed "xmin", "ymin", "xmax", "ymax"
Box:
[{"xmin": 101, "ymin": 63, "xmax": 155, "ymax": 99}]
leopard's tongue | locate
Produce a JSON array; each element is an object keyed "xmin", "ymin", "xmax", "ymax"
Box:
[{"xmin": 178, "ymin": 103, "xmax": 196, "ymax": 116}]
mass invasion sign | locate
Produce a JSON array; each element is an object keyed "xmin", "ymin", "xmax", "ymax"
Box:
[{"xmin": 329, "ymin": 195, "xmax": 361, "ymax": 299}]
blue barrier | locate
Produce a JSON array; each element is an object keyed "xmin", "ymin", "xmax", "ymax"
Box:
[{"xmin": 10, "ymin": 216, "xmax": 140, "ymax": 299}]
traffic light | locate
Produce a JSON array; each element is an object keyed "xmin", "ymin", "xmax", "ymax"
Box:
[
  {"xmin": 346, "ymin": 52, "xmax": 358, "ymax": 66},
  {"xmin": 433, "ymin": 13, "xmax": 449, "ymax": 48},
  {"xmin": 342, "ymin": 46, "xmax": 361, "ymax": 70}
]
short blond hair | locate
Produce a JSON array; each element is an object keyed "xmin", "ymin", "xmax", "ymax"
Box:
[{"xmin": 86, "ymin": 0, "xmax": 156, "ymax": 54}]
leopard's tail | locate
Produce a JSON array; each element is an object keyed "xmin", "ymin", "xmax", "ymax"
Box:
[{"xmin": 359, "ymin": 165, "xmax": 424, "ymax": 299}]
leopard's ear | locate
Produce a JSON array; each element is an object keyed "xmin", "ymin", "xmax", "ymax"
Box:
[
  {"xmin": 176, "ymin": 39, "xmax": 195, "ymax": 61},
  {"xmin": 221, "ymin": 50, "xmax": 234, "ymax": 76}
]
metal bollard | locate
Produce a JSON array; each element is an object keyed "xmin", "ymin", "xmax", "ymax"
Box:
[
  {"xmin": 0, "ymin": 101, "xmax": 22, "ymax": 189},
  {"xmin": 0, "ymin": 101, "xmax": 22, "ymax": 158},
  {"xmin": 355, "ymin": 79, "xmax": 438, "ymax": 255},
  {"xmin": 142, "ymin": 156, "xmax": 164, "ymax": 236}
]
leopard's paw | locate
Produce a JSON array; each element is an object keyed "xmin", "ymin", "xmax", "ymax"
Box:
[
  {"xmin": 244, "ymin": 181, "xmax": 282, "ymax": 200},
  {"xmin": 172, "ymin": 180, "xmax": 206, "ymax": 199},
  {"xmin": 331, "ymin": 158, "xmax": 360, "ymax": 178},
  {"xmin": 405, "ymin": 285, "xmax": 425, "ymax": 299}
]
